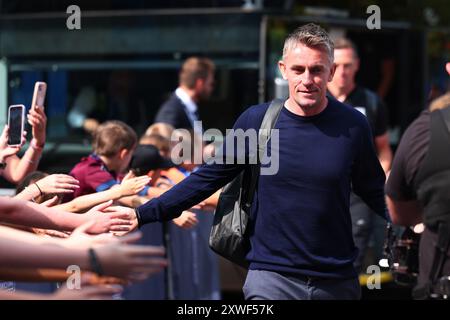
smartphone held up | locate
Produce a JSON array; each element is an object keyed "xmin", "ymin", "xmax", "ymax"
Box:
[
  {"xmin": 31, "ymin": 82, "xmax": 47, "ymax": 109},
  {"xmin": 7, "ymin": 104, "xmax": 25, "ymax": 146}
]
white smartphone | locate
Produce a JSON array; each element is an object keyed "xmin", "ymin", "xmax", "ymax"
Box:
[
  {"xmin": 7, "ymin": 104, "xmax": 25, "ymax": 146},
  {"xmin": 31, "ymin": 81, "xmax": 47, "ymax": 109}
]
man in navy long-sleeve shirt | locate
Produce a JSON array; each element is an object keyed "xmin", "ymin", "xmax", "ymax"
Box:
[{"xmin": 129, "ymin": 23, "xmax": 387, "ymax": 300}]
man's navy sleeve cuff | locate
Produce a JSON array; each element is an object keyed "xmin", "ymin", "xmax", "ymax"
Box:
[
  {"xmin": 134, "ymin": 207, "xmax": 143, "ymax": 228},
  {"xmin": 136, "ymin": 198, "xmax": 165, "ymax": 225}
]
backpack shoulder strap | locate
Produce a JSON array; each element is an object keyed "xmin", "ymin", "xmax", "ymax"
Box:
[
  {"xmin": 257, "ymin": 99, "xmax": 285, "ymax": 162},
  {"xmin": 245, "ymin": 99, "xmax": 284, "ymax": 208}
]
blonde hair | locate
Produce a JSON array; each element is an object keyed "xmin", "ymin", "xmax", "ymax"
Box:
[{"xmin": 145, "ymin": 122, "xmax": 175, "ymax": 140}]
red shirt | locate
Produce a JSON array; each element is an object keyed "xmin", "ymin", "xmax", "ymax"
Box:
[{"xmin": 66, "ymin": 154, "xmax": 122, "ymax": 201}]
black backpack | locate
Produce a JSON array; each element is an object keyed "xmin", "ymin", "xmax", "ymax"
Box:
[{"xmin": 209, "ymin": 99, "xmax": 284, "ymax": 268}]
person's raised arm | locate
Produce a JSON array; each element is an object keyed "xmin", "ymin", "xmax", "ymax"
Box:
[
  {"xmin": 3, "ymin": 106, "xmax": 46, "ymax": 183},
  {"xmin": 0, "ymin": 125, "xmax": 26, "ymax": 181}
]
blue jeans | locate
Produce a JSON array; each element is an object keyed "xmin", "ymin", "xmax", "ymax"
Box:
[{"xmin": 243, "ymin": 270, "xmax": 361, "ymax": 300}]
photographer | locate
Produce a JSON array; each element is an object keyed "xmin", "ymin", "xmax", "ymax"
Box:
[{"xmin": 386, "ymin": 62, "xmax": 450, "ymax": 299}]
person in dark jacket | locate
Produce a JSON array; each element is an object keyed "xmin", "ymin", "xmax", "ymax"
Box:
[{"xmin": 154, "ymin": 57, "xmax": 215, "ymax": 134}]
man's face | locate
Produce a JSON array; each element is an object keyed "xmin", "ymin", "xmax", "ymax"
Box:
[
  {"xmin": 279, "ymin": 44, "xmax": 335, "ymax": 111},
  {"xmin": 330, "ymin": 48, "xmax": 359, "ymax": 90},
  {"xmin": 197, "ymin": 72, "xmax": 214, "ymax": 100}
]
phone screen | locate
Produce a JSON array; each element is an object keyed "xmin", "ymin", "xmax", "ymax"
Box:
[{"xmin": 8, "ymin": 105, "xmax": 24, "ymax": 145}]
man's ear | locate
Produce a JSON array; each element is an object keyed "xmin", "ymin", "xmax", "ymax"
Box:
[{"xmin": 278, "ymin": 60, "xmax": 288, "ymax": 80}]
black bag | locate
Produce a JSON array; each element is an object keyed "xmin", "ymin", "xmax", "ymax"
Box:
[{"xmin": 209, "ymin": 99, "xmax": 284, "ymax": 268}]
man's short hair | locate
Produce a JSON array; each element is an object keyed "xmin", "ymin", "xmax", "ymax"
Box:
[
  {"xmin": 179, "ymin": 57, "xmax": 215, "ymax": 89},
  {"xmin": 93, "ymin": 120, "xmax": 137, "ymax": 157},
  {"xmin": 283, "ymin": 23, "xmax": 334, "ymax": 63},
  {"xmin": 333, "ymin": 37, "xmax": 359, "ymax": 59}
]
